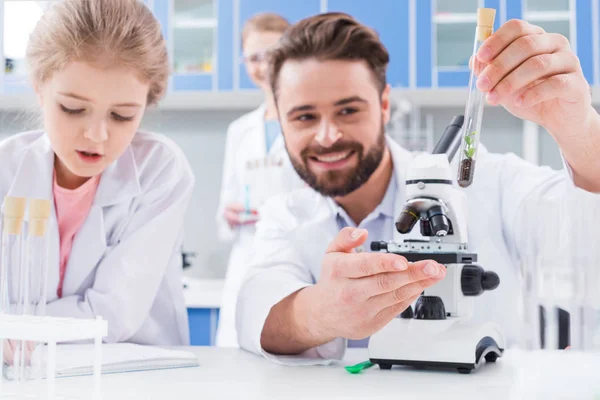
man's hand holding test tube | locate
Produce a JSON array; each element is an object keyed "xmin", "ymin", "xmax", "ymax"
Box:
[{"xmin": 466, "ymin": 9, "xmax": 600, "ymax": 192}]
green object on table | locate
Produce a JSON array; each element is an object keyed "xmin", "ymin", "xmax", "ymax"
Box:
[{"xmin": 345, "ymin": 360, "xmax": 375, "ymax": 374}]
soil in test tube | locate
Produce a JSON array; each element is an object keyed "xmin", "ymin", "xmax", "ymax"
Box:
[{"xmin": 458, "ymin": 158, "xmax": 475, "ymax": 187}]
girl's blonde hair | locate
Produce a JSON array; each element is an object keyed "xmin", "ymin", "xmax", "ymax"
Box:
[{"xmin": 26, "ymin": 0, "xmax": 169, "ymax": 105}]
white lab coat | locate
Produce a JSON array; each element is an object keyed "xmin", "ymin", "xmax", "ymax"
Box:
[
  {"xmin": 216, "ymin": 105, "xmax": 304, "ymax": 347},
  {"xmin": 0, "ymin": 131, "xmax": 194, "ymax": 345},
  {"xmin": 236, "ymin": 136, "xmax": 577, "ymax": 365}
]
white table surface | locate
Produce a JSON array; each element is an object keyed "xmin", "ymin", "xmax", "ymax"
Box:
[
  {"xmin": 3, "ymin": 347, "xmax": 600, "ymax": 400},
  {"xmin": 182, "ymin": 277, "xmax": 223, "ymax": 309}
]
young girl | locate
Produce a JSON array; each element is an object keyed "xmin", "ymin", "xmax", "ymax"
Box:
[
  {"xmin": 0, "ymin": 0, "xmax": 194, "ymax": 346},
  {"xmin": 215, "ymin": 13, "xmax": 304, "ymax": 347}
]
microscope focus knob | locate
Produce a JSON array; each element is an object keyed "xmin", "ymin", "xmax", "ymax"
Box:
[
  {"xmin": 399, "ymin": 305, "xmax": 414, "ymax": 319},
  {"xmin": 461, "ymin": 265, "xmax": 500, "ymax": 296},
  {"xmin": 370, "ymin": 241, "xmax": 388, "ymax": 252},
  {"xmin": 414, "ymin": 296, "xmax": 446, "ymax": 320}
]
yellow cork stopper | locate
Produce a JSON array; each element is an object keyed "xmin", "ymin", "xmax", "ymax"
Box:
[
  {"xmin": 29, "ymin": 199, "xmax": 51, "ymax": 220},
  {"xmin": 2, "ymin": 196, "xmax": 26, "ymax": 235},
  {"xmin": 29, "ymin": 199, "xmax": 52, "ymax": 237},
  {"xmin": 477, "ymin": 8, "xmax": 496, "ymax": 41}
]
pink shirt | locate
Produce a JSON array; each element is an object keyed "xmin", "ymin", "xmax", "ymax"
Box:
[{"xmin": 53, "ymin": 172, "xmax": 101, "ymax": 298}]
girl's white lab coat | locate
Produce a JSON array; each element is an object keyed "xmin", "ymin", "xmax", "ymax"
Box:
[
  {"xmin": 0, "ymin": 131, "xmax": 194, "ymax": 346},
  {"xmin": 216, "ymin": 105, "xmax": 304, "ymax": 347},
  {"xmin": 236, "ymin": 136, "xmax": 581, "ymax": 365}
]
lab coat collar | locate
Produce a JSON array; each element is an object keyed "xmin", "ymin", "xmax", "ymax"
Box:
[
  {"xmin": 5, "ymin": 133, "xmax": 55, "ymax": 203},
  {"xmin": 93, "ymin": 145, "xmax": 141, "ymax": 208},
  {"xmin": 5, "ymin": 133, "xmax": 142, "ymax": 209}
]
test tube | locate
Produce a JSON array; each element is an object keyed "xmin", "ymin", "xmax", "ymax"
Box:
[
  {"xmin": 0, "ymin": 196, "xmax": 26, "ymax": 380},
  {"xmin": 22, "ymin": 199, "xmax": 52, "ymax": 380},
  {"xmin": 24, "ymin": 199, "xmax": 51, "ymax": 317},
  {"xmin": 0, "ymin": 197, "xmax": 26, "ymax": 313},
  {"xmin": 457, "ymin": 8, "xmax": 496, "ymax": 188}
]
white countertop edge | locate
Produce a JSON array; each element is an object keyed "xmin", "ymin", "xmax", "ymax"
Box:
[{"xmin": 182, "ymin": 277, "xmax": 224, "ymax": 309}]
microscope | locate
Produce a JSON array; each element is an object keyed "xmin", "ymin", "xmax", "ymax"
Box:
[{"xmin": 368, "ymin": 116, "xmax": 505, "ymax": 374}]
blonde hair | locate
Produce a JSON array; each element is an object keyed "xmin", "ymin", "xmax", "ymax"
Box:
[
  {"xmin": 242, "ymin": 13, "xmax": 290, "ymax": 47},
  {"xmin": 26, "ymin": 0, "xmax": 169, "ymax": 105}
]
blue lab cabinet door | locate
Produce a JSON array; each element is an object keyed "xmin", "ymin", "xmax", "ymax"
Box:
[
  {"xmin": 326, "ymin": 0, "xmax": 410, "ymax": 88},
  {"xmin": 506, "ymin": 0, "xmax": 595, "ymax": 85},
  {"xmin": 188, "ymin": 308, "xmax": 220, "ymax": 346},
  {"xmin": 237, "ymin": 0, "xmax": 322, "ymax": 90},
  {"xmin": 419, "ymin": 0, "xmax": 502, "ymax": 88},
  {"xmin": 415, "ymin": 0, "xmax": 433, "ymax": 88},
  {"xmin": 576, "ymin": 0, "xmax": 594, "ymax": 85},
  {"xmin": 151, "ymin": 0, "xmax": 227, "ymax": 91}
]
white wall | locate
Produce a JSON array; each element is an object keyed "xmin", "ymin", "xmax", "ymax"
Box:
[{"xmin": 0, "ymin": 105, "xmax": 566, "ymax": 279}]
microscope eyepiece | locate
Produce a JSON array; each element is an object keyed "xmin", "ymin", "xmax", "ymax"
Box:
[
  {"xmin": 396, "ymin": 205, "xmax": 419, "ymax": 234},
  {"xmin": 427, "ymin": 205, "xmax": 450, "ymax": 236}
]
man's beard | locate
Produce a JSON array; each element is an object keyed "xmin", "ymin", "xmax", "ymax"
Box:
[{"xmin": 288, "ymin": 123, "xmax": 386, "ymax": 197}]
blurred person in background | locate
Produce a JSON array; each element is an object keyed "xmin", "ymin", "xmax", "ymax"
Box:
[{"xmin": 215, "ymin": 12, "xmax": 304, "ymax": 347}]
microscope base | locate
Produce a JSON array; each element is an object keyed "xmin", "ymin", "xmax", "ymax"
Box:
[{"xmin": 367, "ymin": 318, "xmax": 504, "ymax": 374}]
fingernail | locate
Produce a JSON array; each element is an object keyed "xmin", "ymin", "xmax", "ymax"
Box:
[
  {"xmin": 486, "ymin": 90, "xmax": 498, "ymax": 104},
  {"xmin": 394, "ymin": 259, "xmax": 407, "ymax": 271},
  {"xmin": 351, "ymin": 228, "xmax": 366, "ymax": 239},
  {"xmin": 424, "ymin": 262, "xmax": 438, "ymax": 277},
  {"xmin": 477, "ymin": 76, "xmax": 491, "ymax": 91},
  {"xmin": 514, "ymin": 95, "xmax": 524, "ymax": 107},
  {"xmin": 478, "ymin": 46, "xmax": 492, "ymax": 62}
]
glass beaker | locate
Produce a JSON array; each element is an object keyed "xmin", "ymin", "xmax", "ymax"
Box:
[
  {"xmin": 564, "ymin": 185, "xmax": 600, "ymax": 352},
  {"xmin": 517, "ymin": 193, "xmax": 571, "ymax": 351}
]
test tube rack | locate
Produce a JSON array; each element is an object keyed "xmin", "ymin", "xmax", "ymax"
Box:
[{"xmin": 0, "ymin": 314, "xmax": 107, "ymax": 397}]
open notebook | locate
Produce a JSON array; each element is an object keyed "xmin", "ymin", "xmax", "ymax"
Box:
[{"xmin": 52, "ymin": 343, "xmax": 199, "ymax": 378}]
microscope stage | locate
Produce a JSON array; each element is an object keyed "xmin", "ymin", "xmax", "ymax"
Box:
[{"xmin": 393, "ymin": 251, "xmax": 476, "ymax": 264}]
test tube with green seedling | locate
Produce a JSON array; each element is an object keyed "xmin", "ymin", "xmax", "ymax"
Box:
[{"xmin": 457, "ymin": 8, "xmax": 496, "ymax": 188}]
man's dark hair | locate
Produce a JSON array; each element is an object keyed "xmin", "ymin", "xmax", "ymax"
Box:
[{"xmin": 269, "ymin": 12, "xmax": 389, "ymax": 97}]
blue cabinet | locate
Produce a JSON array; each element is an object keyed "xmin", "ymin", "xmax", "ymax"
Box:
[
  {"xmin": 327, "ymin": 0, "xmax": 410, "ymax": 88},
  {"xmin": 188, "ymin": 308, "xmax": 220, "ymax": 346},
  {"xmin": 1, "ymin": 0, "xmax": 598, "ymax": 94},
  {"xmin": 576, "ymin": 0, "xmax": 594, "ymax": 85},
  {"xmin": 237, "ymin": 0, "xmax": 322, "ymax": 90},
  {"xmin": 151, "ymin": 0, "xmax": 222, "ymax": 92},
  {"xmin": 417, "ymin": 0, "xmax": 596, "ymax": 88},
  {"xmin": 417, "ymin": 0, "xmax": 503, "ymax": 88},
  {"xmin": 505, "ymin": 0, "xmax": 594, "ymax": 85}
]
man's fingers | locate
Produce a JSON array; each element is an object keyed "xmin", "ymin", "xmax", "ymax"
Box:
[
  {"xmin": 477, "ymin": 19, "xmax": 545, "ymax": 63},
  {"xmin": 375, "ymin": 292, "xmax": 426, "ymax": 326},
  {"xmin": 326, "ymin": 227, "xmax": 369, "ymax": 254},
  {"xmin": 358, "ymin": 260, "xmax": 445, "ymax": 296},
  {"xmin": 517, "ymin": 73, "xmax": 581, "ymax": 108},
  {"xmin": 369, "ymin": 272, "xmax": 446, "ymax": 311},
  {"xmin": 328, "ymin": 251, "xmax": 409, "ymax": 279},
  {"xmin": 477, "ymin": 33, "xmax": 566, "ymax": 93},
  {"xmin": 492, "ymin": 52, "xmax": 577, "ymax": 105}
]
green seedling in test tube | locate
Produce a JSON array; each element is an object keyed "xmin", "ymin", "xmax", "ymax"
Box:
[{"xmin": 457, "ymin": 8, "xmax": 496, "ymax": 188}]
